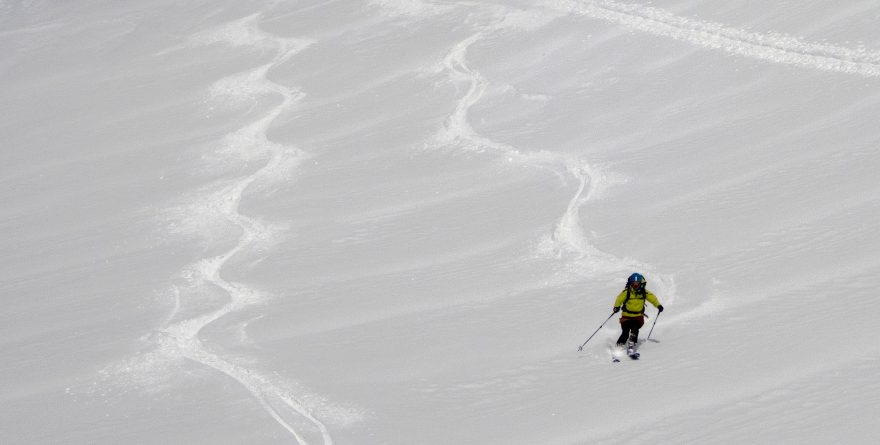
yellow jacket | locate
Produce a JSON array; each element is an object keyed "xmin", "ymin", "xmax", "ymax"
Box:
[{"xmin": 614, "ymin": 288, "xmax": 661, "ymax": 317}]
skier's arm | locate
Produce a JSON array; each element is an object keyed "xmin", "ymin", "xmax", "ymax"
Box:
[
  {"xmin": 613, "ymin": 290, "xmax": 627, "ymax": 309},
  {"xmin": 646, "ymin": 291, "xmax": 661, "ymax": 308}
]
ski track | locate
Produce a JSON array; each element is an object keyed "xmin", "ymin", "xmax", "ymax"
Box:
[
  {"xmin": 551, "ymin": 0, "xmax": 880, "ymax": 78},
  {"xmin": 428, "ymin": 4, "xmax": 675, "ymax": 296},
  {"xmin": 148, "ymin": 13, "xmax": 334, "ymax": 445}
]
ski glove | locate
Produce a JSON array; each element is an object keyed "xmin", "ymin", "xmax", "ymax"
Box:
[
  {"xmin": 657, "ymin": 305, "xmax": 664, "ymax": 313},
  {"xmin": 613, "ymin": 306, "xmax": 620, "ymax": 313}
]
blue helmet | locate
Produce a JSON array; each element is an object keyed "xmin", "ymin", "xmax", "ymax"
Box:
[{"xmin": 628, "ymin": 273, "xmax": 646, "ymax": 287}]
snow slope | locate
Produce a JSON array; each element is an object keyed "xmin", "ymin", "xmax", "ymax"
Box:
[{"xmin": 2, "ymin": 0, "xmax": 879, "ymax": 444}]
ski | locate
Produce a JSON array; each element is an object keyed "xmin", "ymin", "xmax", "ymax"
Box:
[
  {"xmin": 612, "ymin": 353, "xmax": 640, "ymax": 362},
  {"xmin": 611, "ymin": 339, "xmax": 643, "ymax": 362}
]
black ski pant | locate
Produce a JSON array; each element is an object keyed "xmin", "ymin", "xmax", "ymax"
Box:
[{"xmin": 616, "ymin": 316, "xmax": 645, "ymax": 346}]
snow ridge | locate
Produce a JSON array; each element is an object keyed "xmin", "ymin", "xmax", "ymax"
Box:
[{"xmin": 552, "ymin": 0, "xmax": 880, "ymax": 77}]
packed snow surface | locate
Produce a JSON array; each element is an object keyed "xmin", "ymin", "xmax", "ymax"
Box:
[{"xmin": 2, "ymin": 0, "xmax": 879, "ymax": 444}]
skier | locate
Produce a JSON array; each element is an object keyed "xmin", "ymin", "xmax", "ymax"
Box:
[{"xmin": 612, "ymin": 273, "xmax": 663, "ymax": 356}]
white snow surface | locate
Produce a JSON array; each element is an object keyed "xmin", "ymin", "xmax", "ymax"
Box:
[{"xmin": 3, "ymin": 0, "xmax": 880, "ymax": 444}]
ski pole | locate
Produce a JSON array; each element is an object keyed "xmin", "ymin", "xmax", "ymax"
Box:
[
  {"xmin": 646, "ymin": 311, "xmax": 661, "ymax": 342},
  {"xmin": 578, "ymin": 312, "xmax": 616, "ymax": 351}
]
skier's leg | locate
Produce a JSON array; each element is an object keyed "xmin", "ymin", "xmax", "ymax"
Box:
[
  {"xmin": 616, "ymin": 325, "xmax": 630, "ymax": 346},
  {"xmin": 629, "ymin": 328, "xmax": 639, "ymax": 346},
  {"xmin": 628, "ymin": 317, "xmax": 645, "ymax": 349},
  {"xmin": 632, "ymin": 316, "xmax": 645, "ymax": 345}
]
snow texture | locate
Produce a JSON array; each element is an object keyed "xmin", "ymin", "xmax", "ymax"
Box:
[{"xmin": 2, "ymin": 0, "xmax": 879, "ymax": 444}]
